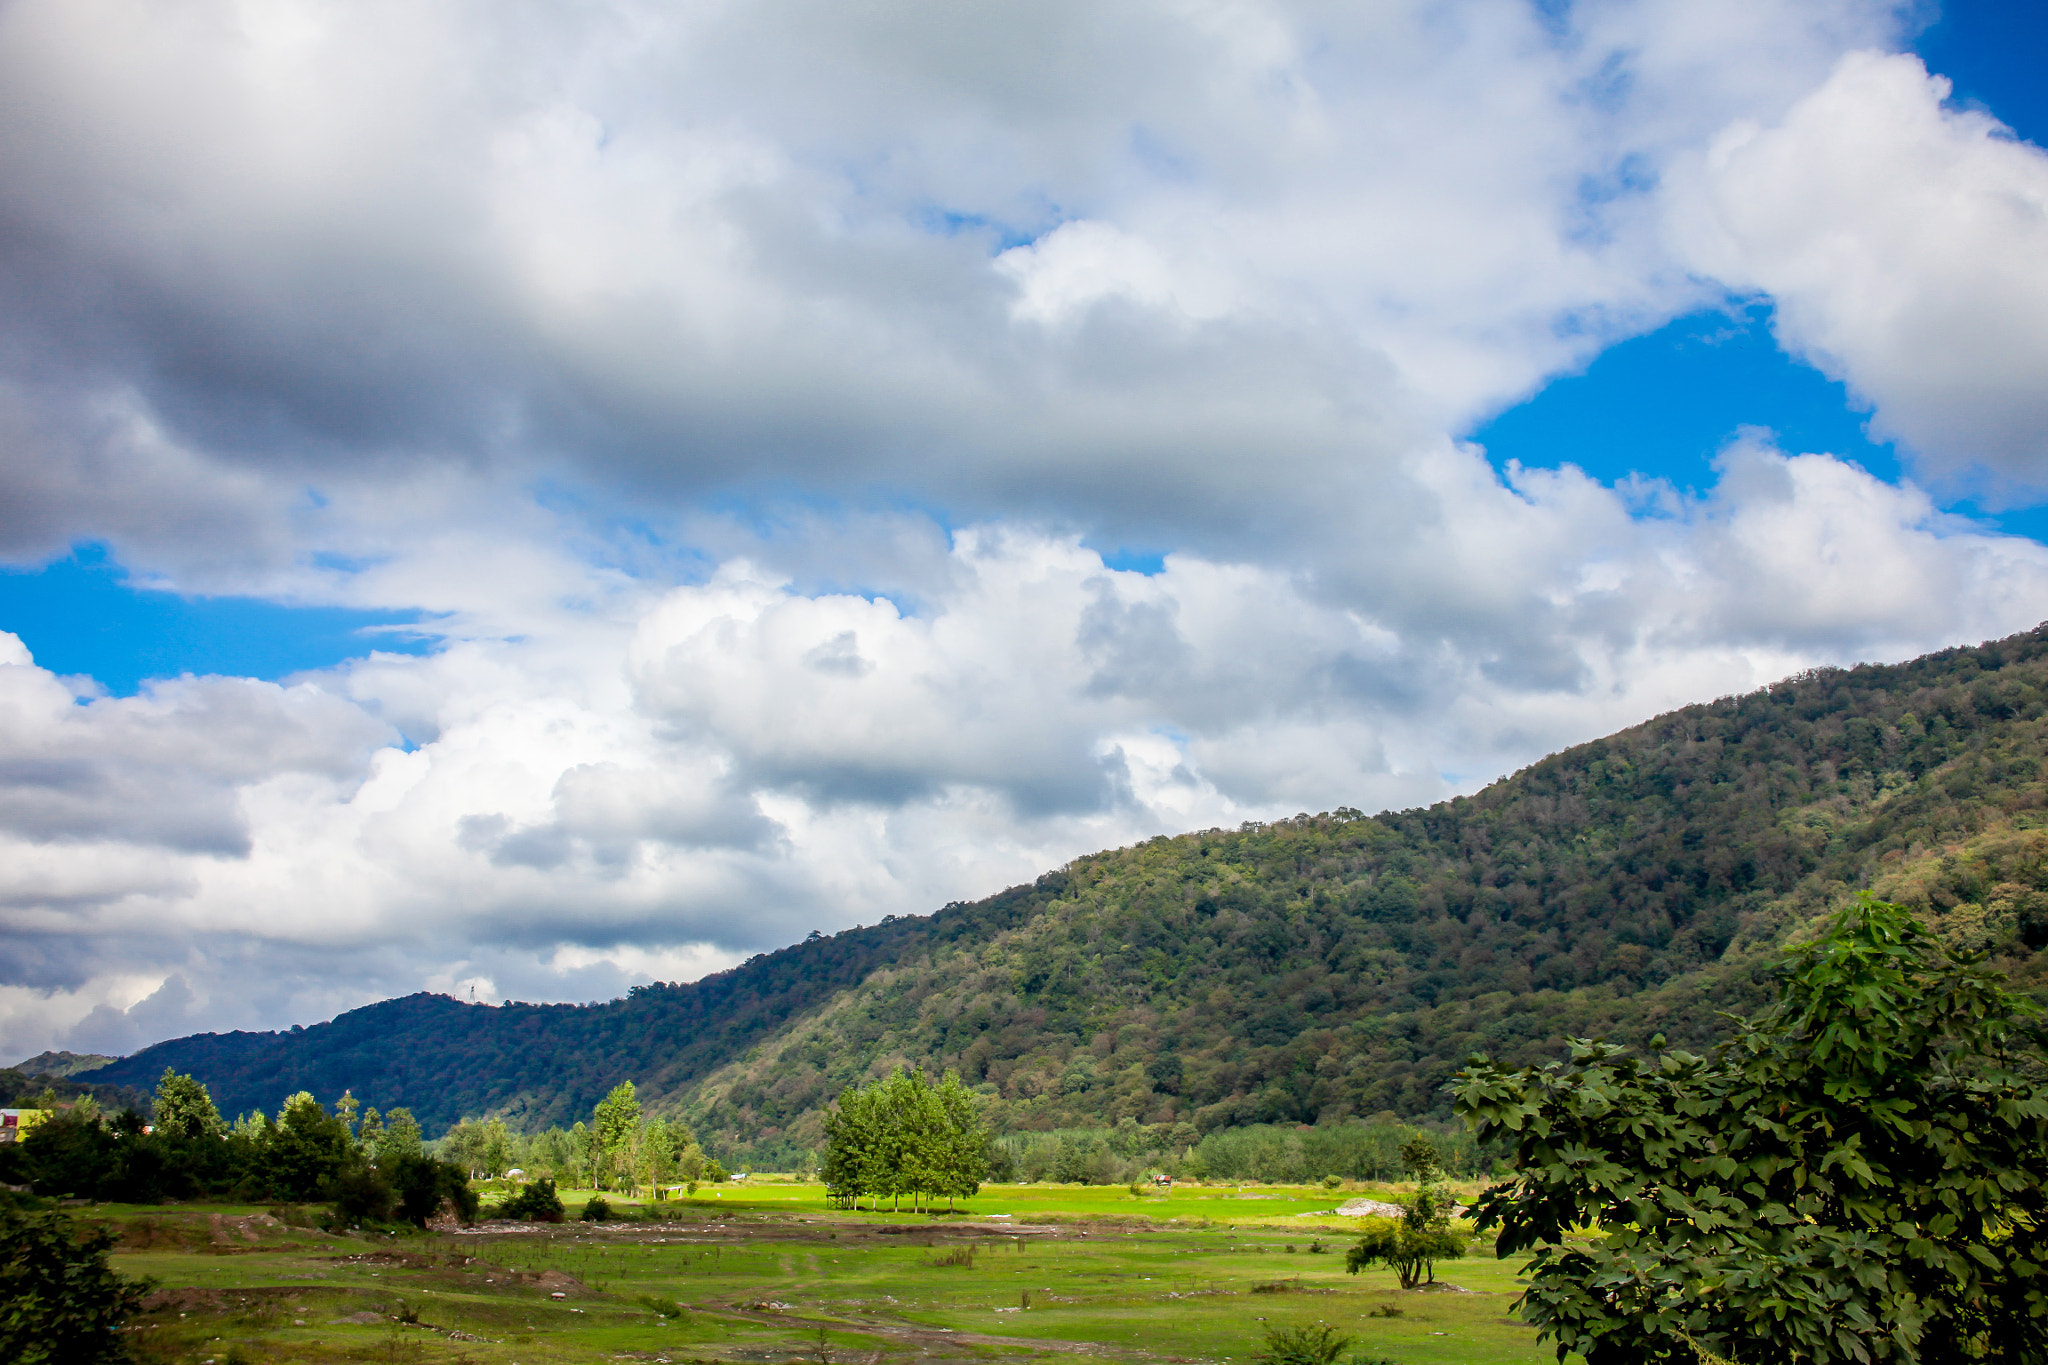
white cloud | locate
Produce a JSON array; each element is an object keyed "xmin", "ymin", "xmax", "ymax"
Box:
[{"xmin": 1675, "ymin": 50, "xmax": 2048, "ymax": 493}]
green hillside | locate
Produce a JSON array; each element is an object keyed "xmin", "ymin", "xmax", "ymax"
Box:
[{"xmin": 85, "ymin": 625, "xmax": 2048, "ymax": 1157}]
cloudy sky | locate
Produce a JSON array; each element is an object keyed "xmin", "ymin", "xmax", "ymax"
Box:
[{"xmin": 3, "ymin": 0, "xmax": 2047, "ymax": 1062}]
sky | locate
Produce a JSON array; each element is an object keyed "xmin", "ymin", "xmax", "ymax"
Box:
[{"xmin": 3, "ymin": 0, "xmax": 2048, "ymax": 1064}]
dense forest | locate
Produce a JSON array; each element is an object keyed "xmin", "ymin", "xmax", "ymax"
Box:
[{"xmin": 77, "ymin": 625, "xmax": 2048, "ymax": 1163}]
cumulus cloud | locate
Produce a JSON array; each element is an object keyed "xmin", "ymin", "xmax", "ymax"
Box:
[
  {"xmin": 1676, "ymin": 50, "xmax": 2048, "ymax": 493},
  {"xmin": 0, "ymin": 0, "xmax": 1901, "ymax": 566}
]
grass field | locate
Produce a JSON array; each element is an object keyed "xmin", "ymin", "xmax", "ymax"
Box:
[{"xmin": 95, "ymin": 1182, "xmax": 1570, "ymax": 1364}]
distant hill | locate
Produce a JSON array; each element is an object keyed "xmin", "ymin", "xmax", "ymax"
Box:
[
  {"xmin": 81, "ymin": 626, "xmax": 2048, "ymax": 1160},
  {"xmin": 11, "ymin": 1050, "xmax": 118, "ymax": 1079}
]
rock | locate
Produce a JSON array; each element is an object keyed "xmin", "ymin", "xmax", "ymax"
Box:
[{"xmin": 1333, "ymin": 1200, "xmax": 1406, "ymax": 1218}]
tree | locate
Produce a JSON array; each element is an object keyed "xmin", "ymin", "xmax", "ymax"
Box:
[
  {"xmin": 0, "ymin": 1203, "xmax": 149, "ymax": 1363},
  {"xmin": 151, "ymin": 1069, "xmax": 223, "ymax": 1140},
  {"xmin": 591, "ymin": 1082, "xmax": 641, "ymax": 1191},
  {"xmin": 256, "ymin": 1091, "xmax": 354, "ymax": 1200},
  {"xmin": 376, "ymin": 1108, "xmax": 424, "ymax": 1163},
  {"xmin": 1344, "ymin": 1135, "xmax": 1465, "ymax": 1289},
  {"xmin": 1455, "ymin": 896, "xmax": 2048, "ymax": 1364},
  {"xmin": 821, "ymin": 1068, "xmax": 987, "ymax": 1211},
  {"xmin": 388, "ymin": 1152, "xmax": 478, "ymax": 1228}
]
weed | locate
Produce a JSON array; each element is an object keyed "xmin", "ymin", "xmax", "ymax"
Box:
[
  {"xmin": 1366, "ymin": 1303, "xmax": 1404, "ymax": 1318},
  {"xmin": 1252, "ymin": 1322, "xmax": 1353, "ymax": 1365},
  {"xmin": 926, "ymin": 1244, "xmax": 976, "ymax": 1268}
]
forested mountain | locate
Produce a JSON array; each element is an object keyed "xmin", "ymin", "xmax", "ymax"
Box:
[
  {"xmin": 81, "ymin": 626, "xmax": 2048, "ymax": 1158},
  {"xmin": 9, "ymin": 1050, "xmax": 116, "ymax": 1078}
]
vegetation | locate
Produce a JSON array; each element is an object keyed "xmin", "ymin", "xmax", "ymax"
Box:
[
  {"xmin": 1343, "ymin": 1138, "xmax": 1465, "ymax": 1289},
  {"xmin": 1251, "ymin": 1322, "xmax": 1356, "ymax": 1365},
  {"xmin": 1457, "ymin": 895, "xmax": 2048, "ymax": 1362},
  {"xmin": 69, "ymin": 627, "xmax": 2048, "ymax": 1159},
  {"xmin": 0, "ymin": 1202, "xmax": 148, "ymax": 1364},
  {"xmin": 820, "ymin": 1068, "xmax": 989, "ymax": 1210},
  {"xmin": 84, "ymin": 1181, "xmax": 1544, "ymax": 1364},
  {"xmin": 493, "ymin": 1176, "xmax": 565, "ymax": 1222},
  {"xmin": 0, "ymin": 1071, "xmax": 476, "ymax": 1234}
]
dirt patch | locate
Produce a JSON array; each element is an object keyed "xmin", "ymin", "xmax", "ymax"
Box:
[{"xmin": 206, "ymin": 1213, "xmax": 285, "ymax": 1247}]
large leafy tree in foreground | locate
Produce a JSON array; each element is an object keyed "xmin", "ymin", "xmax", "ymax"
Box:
[{"xmin": 1456, "ymin": 895, "xmax": 2048, "ymax": 1364}]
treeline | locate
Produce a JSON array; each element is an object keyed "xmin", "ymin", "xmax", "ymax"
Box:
[
  {"xmin": 436, "ymin": 1080, "xmax": 729, "ymax": 1193},
  {"xmin": 0, "ymin": 1071, "xmax": 472, "ymax": 1227},
  {"xmin": 0, "ymin": 1065, "xmax": 148, "ymax": 1117},
  {"xmin": 986, "ymin": 1118, "xmax": 1483, "ymax": 1186}
]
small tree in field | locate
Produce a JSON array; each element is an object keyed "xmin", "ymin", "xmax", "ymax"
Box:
[
  {"xmin": 1344, "ymin": 1135, "xmax": 1465, "ymax": 1288},
  {"xmin": 1456, "ymin": 895, "xmax": 2048, "ymax": 1363}
]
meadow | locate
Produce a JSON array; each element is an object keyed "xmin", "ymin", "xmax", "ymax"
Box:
[{"xmin": 98, "ymin": 1180, "xmax": 1564, "ymax": 1364}]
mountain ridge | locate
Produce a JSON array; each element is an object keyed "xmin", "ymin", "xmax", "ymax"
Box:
[{"xmin": 79, "ymin": 624, "xmax": 2048, "ymax": 1158}]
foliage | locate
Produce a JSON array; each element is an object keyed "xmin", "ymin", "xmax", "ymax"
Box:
[
  {"xmin": 0, "ymin": 1203, "xmax": 149, "ymax": 1364},
  {"xmin": 822, "ymin": 1068, "xmax": 988, "ymax": 1210},
  {"xmin": 387, "ymin": 1151, "xmax": 478, "ymax": 1228},
  {"xmin": 581, "ymin": 1195, "xmax": 613, "ymax": 1222},
  {"xmin": 150, "ymin": 1069, "xmax": 224, "ymax": 1140},
  {"xmin": 328, "ymin": 1163, "xmax": 398, "ymax": 1224},
  {"xmin": 1343, "ymin": 1137, "xmax": 1465, "ymax": 1289},
  {"xmin": 74, "ymin": 626, "xmax": 2048, "ymax": 1150},
  {"xmin": 495, "ymin": 1177, "xmax": 566, "ymax": 1222},
  {"xmin": 1250, "ymin": 1322, "xmax": 1353, "ymax": 1365},
  {"xmin": 1456, "ymin": 895, "xmax": 2048, "ymax": 1363}
]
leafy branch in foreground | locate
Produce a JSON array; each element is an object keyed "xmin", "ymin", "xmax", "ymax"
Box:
[{"xmin": 1456, "ymin": 894, "xmax": 2048, "ymax": 1364}]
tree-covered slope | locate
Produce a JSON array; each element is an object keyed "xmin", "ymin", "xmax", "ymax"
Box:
[
  {"xmin": 81, "ymin": 882, "xmax": 1058, "ymax": 1134},
  {"xmin": 83, "ymin": 626, "xmax": 2048, "ymax": 1151}
]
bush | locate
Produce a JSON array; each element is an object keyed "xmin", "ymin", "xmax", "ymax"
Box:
[
  {"xmin": 495, "ymin": 1178, "xmax": 566, "ymax": 1223},
  {"xmin": 581, "ymin": 1195, "xmax": 613, "ymax": 1222},
  {"xmin": 0, "ymin": 1203, "xmax": 150, "ymax": 1363},
  {"xmin": 328, "ymin": 1163, "xmax": 398, "ymax": 1224},
  {"xmin": 387, "ymin": 1153, "xmax": 478, "ymax": 1228},
  {"xmin": 1251, "ymin": 1323, "xmax": 1352, "ymax": 1365}
]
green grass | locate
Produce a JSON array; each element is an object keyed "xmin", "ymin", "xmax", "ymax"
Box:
[{"xmin": 93, "ymin": 1186, "xmax": 1562, "ymax": 1364}]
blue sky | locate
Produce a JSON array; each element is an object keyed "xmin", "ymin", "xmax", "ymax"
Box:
[{"xmin": 4, "ymin": 0, "xmax": 2048, "ymax": 1056}]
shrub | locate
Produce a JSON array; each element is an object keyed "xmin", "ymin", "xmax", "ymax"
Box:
[
  {"xmin": 387, "ymin": 1153, "xmax": 478, "ymax": 1228},
  {"xmin": 1321, "ymin": 1174, "xmax": 1343, "ymax": 1190},
  {"xmin": 581, "ymin": 1195, "xmax": 613, "ymax": 1222},
  {"xmin": 329, "ymin": 1163, "xmax": 398, "ymax": 1224},
  {"xmin": 495, "ymin": 1178, "xmax": 565, "ymax": 1223},
  {"xmin": 1251, "ymin": 1322, "xmax": 1352, "ymax": 1365},
  {"xmin": 0, "ymin": 1203, "xmax": 150, "ymax": 1363}
]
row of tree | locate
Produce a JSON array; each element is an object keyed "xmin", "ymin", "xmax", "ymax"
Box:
[
  {"xmin": 435, "ymin": 1080, "xmax": 728, "ymax": 1193},
  {"xmin": 821, "ymin": 1068, "xmax": 988, "ymax": 1211},
  {"xmin": 0, "ymin": 1070, "xmax": 471, "ymax": 1227}
]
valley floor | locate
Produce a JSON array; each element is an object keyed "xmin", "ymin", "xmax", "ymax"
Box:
[{"xmin": 100, "ymin": 1183, "xmax": 1558, "ymax": 1365}]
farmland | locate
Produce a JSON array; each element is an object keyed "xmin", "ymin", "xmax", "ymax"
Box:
[{"xmin": 99, "ymin": 1181, "xmax": 1556, "ymax": 1364}]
